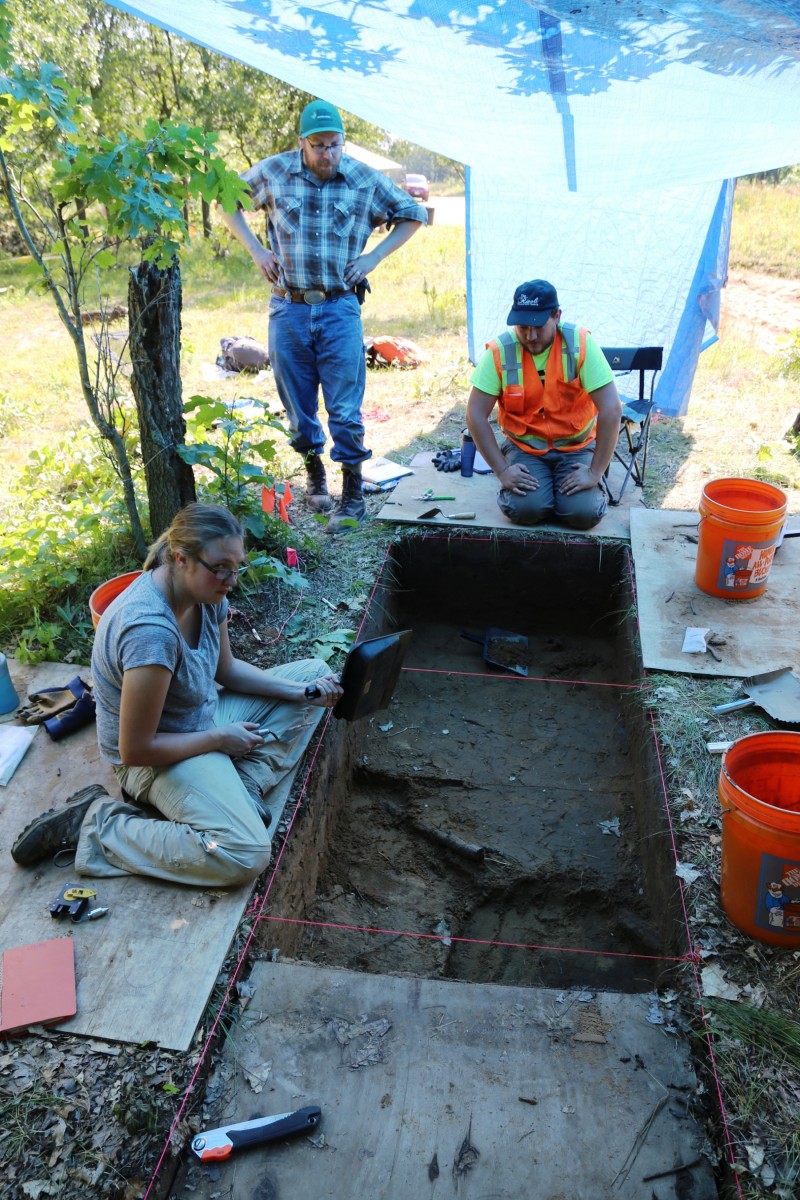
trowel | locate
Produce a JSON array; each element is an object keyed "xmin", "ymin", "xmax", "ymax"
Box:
[{"xmin": 712, "ymin": 667, "xmax": 800, "ymax": 725}]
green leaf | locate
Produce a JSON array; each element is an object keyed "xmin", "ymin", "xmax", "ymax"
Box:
[{"xmin": 312, "ymin": 628, "xmax": 357, "ymax": 656}]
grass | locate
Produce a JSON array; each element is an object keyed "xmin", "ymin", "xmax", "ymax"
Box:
[{"xmin": 729, "ymin": 182, "xmax": 800, "ymax": 276}]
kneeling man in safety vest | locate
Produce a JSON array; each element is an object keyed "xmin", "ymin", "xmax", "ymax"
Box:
[{"xmin": 466, "ymin": 280, "xmax": 621, "ymax": 530}]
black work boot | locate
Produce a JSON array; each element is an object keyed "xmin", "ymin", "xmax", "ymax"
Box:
[
  {"xmin": 304, "ymin": 453, "xmax": 333, "ymax": 514},
  {"xmin": 11, "ymin": 783, "xmax": 109, "ymax": 866},
  {"xmin": 326, "ymin": 464, "xmax": 366, "ymax": 533}
]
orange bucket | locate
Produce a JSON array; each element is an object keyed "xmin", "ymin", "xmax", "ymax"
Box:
[
  {"xmin": 89, "ymin": 570, "xmax": 142, "ymax": 630},
  {"xmin": 718, "ymin": 732, "xmax": 800, "ymax": 946},
  {"xmin": 695, "ymin": 477, "xmax": 786, "ymax": 599}
]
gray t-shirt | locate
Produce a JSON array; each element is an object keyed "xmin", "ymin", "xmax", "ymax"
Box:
[{"xmin": 91, "ymin": 570, "xmax": 228, "ymax": 764}]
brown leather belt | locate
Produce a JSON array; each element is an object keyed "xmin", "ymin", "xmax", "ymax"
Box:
[{"xmin": 272, "ymin": 286, "xmax": 355, "ymax": 305}]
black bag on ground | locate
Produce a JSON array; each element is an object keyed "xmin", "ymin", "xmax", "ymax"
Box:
[{"xmin": 218, "ymin": 336, "xmax": 270, "ymax": 372}]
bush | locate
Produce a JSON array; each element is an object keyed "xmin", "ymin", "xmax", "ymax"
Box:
[{"xmin": 0, "ymin": 426, "xmax": 143, "ymax": 661}]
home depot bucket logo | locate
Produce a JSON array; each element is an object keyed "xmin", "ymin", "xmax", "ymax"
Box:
[
  {"xmin": 756, "ymin": 855, "xmax": 800, "ymax": 933},
  {"xmin": 718, "ymin": 537, "xmax": 776, "ymax": 593}
]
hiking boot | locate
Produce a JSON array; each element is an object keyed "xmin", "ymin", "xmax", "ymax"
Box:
[
  {"xmin": 304, "ymin": 453, "xmax": 333, "ymax": 514},
  {"xmin": 325, "ymin": 465, "xmax": 366, "ymax": 533},
  {"xmin": 11, "ymin": 783, "xmax": 109, "ymax": 866}
]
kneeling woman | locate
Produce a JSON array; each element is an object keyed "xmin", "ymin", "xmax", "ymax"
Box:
[{"xmin": 14, "ymin": 503, "xmax": 341, "ymax": 886}]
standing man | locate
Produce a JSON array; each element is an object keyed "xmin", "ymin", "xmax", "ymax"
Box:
[
  {"xmin": 466, "ymin": 280, "xmax": 621, "ymax": 530},
  {"xmin": 222, "ymin": 99, "xmax": 427, "ymax": 531}
]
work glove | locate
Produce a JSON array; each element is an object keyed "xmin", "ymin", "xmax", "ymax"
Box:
[
  {"xmin": 18, "ymin": 676, "xmax": 92, "ymax": 725},
  {"xmin": 432, "ymin": 448, "xmax": 461, "ymax": 472}
]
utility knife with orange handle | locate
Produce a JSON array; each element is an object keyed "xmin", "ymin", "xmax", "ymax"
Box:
[{"xmin": 191, "ymin": 1105, "xmax": 321, "ymax": 1161}]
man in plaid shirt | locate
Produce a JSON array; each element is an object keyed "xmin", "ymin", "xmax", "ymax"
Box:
[{"xmin": 222, "ymin": 99, "xmax": 427, "ymax": 531}]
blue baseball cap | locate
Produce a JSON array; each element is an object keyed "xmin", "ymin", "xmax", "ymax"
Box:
[{"xmin": 507, "ymin": 279, "xmax": 560, "ymax": 326}]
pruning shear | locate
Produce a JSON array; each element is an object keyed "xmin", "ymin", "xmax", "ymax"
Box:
[
  {"xmin": 191, "ymin": 1105, "xmax": 321, "ymax": 1161},
  {"xmin": 414, "ymin": 489, "xmax": 455, "ymax": 501}
]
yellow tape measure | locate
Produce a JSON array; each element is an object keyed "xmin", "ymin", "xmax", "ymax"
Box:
[{"xmin": 62, "ymin": 887, "xmax": 97, "ymax": 901}]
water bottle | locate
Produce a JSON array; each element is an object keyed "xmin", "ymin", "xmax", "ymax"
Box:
[
  {"xmin": 460, "ymin": 430, "xmax": 476, "ymax": 478},
  {"xmin": 0, "ymin": 653, "xmax": 20, "ymax": 715}
]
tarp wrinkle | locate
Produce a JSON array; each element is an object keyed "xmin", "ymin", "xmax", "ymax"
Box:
[{"xmin": 104, "ymin": 0, "xmax": 800, "ymax": 415}]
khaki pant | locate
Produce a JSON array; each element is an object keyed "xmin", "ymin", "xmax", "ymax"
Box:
[{"xmin": 75, "ymin": 659, "xmax": 327, "ymax": 887}]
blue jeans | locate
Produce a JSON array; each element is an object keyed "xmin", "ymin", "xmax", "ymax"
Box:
[
  {"xmin": 268, "ymin": 292, "xmax": 370, "ymax": 466},
  {"xmin": 497, "ymin": 440, "xmax": 608, "ymax": 530}
]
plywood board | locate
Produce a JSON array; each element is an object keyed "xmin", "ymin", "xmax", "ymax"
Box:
[
  {"xmin": 176, "ymin": 961, "xmax": 716, "ymax": 1200},
  {"xmin": 0, "ymin": 660, "xmax": 321, "ymax": 1050},
  {"xmin": 630, "ymin": 507, "xmax": 800, "ymax": 677},
  {"xmin": 376, "ymin": 451, "xmax": 639, "ymax": 540}
]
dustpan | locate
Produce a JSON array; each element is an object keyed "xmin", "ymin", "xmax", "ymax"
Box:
[
  {"xmin": 305, "ymin": 630, "xmax": 413, "ymax": 721},
  {"xmin": 712, "ymin": 667, "xmax": 800, "ymax": 725}
]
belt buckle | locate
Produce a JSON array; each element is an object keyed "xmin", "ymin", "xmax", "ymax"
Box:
[{"xmin": 303, "ymin": 289, "xmax": 326, "ymax": 305}]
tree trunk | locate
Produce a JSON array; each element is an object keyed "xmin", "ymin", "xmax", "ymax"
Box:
[
  {"xmin": 201, "ymin": 197, "xmax": 212, "ymax": 238},
  {"xmin": 128, "ymin": 258, "xmax": 196, "ymax": 539}
]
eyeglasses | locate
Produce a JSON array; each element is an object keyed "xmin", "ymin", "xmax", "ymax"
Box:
[
  {"xmin": 196, "ymin": 556, "xmax": 246, "ymax": 584},
  {"xmin": 305, "ymin": 140, "xmax": 343, "ymax": 156}
]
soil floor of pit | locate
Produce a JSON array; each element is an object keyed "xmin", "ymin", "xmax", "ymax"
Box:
[{"xmin": 291, "ymin": 625, "xmax": 673, "ymax": 994}]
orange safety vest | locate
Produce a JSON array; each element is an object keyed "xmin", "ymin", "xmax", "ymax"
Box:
[{"xmin": 489, "ymin": 324, "xmax": 597, "ymax": 455}]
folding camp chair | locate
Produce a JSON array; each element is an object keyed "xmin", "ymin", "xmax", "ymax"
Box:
[{"xmin": 600, "ymin": 345, "xmax": 664, "ymax": 506}]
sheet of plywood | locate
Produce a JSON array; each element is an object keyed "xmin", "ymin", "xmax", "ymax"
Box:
[
  {"xmin": 376, "ymin": 451, "xmax": 637, "ymax": 540},
  {"xmin": 0, "ymin": 660, "xmax": 321, "ymax": 1049},
  {"xmin": 175, "ymin": 961, "xmax": 716, "ymax": 1200},
  {"xmin": 630, "ymin": 507, "xmax": 800, "ymax": 677}
]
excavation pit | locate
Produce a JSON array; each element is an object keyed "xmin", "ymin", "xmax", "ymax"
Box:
[
  {"xmin": 179, "ymin": 533, "xmax": 720, "ymax": 1200},
  {"xmin": 264, "ymin": 534, "xmax": 683, "ymax": 994}
]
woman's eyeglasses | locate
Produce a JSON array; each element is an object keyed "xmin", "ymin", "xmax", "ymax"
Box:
[{"xmin": 196, "ymin": 556, "xmax": 246, "ymax": 584}]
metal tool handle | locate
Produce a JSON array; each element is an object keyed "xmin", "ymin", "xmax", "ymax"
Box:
[{"xmin": 712, "ymin": 697, "xmax": 755, "ymax": 713}]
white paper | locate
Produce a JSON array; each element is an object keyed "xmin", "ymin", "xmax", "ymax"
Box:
[
  {"xmin": 361, "ymin": 457, "xmax": 414, "ymax": 485},
  {"xmin": 681, "ymin": 626, "xmax": 710, "ymax": 654},
  {"xmin": 0, "ymin": 725, "xmax": 37, "ymax": 786}
]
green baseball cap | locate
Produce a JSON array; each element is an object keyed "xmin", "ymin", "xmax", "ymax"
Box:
[{"xmin": 299, "ymin": 100, "xmax": 345, "ymax": 138}]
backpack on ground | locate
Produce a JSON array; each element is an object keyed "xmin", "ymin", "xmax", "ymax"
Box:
[
  {"xmin": 364, "ymin": 335, "xmax": 426, "ymax": 369},
  {"xmin": 218, "ymin": 336, "xmax": 270, "ymax": 372}
]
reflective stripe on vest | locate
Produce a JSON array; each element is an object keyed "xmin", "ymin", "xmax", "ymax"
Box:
[
  {"xmin": 489, "ymin": 325, "xmax": 595, "ymax": 454},
  {"xmin": 494, "ymin": 324, "xmax": 582, "ymax": 383}
]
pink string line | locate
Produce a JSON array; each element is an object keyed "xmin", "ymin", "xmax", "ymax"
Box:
[
  {"xmin": 623, "ymin": 546, "xmax": 743, "ymax": 1198},
  {"xmin": 403, "ymin": 664, "xmax": 644, "ymax": 690},
  {"xmin": 259, "ymin": 558, "xmax": 307, "ymax": 645},
  {"xmin": 253, "ymin": 912, "xmax": 696, "ymax": 964}
]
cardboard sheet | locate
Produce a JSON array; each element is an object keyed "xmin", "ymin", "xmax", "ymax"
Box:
[
  {"xmin": 174, "ymin": 961, "xmax": 716, "ymax": 1200},
  {"xmin": 376, "ymin": 452, "xmax": 640, "ymax": 541},
  {"xmin": 630, "ymin": 507, "xmax": 800, "ymax": 677}
]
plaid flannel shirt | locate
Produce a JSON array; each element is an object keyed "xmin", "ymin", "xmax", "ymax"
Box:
[{"xmin": 241, "ymin": 150, "xmax": 427, "ymax": 292}]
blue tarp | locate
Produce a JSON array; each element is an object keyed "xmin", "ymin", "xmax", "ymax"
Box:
[{"xmin": 106, "ymin": 0, "xmax": 800, "ymax": 414}]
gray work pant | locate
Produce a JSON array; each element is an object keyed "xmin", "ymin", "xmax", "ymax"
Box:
[
  {"xmin": 74, "ymin": 659, "xmax": 327, "ymax": 887},
  {"xmin": 497, "ymin": 440, "xmax": 607, "ymax": 530}
]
